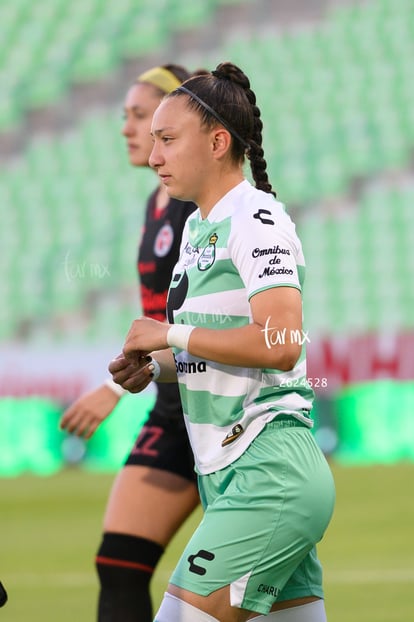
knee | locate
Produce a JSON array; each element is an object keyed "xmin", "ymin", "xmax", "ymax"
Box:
[{"xmin": 96, "ymin": 532, "xmax": 164, "ymax": 588}]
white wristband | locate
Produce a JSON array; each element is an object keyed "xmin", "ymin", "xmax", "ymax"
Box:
[
  {"xmin": 149, "ymin": 358, "xmax": 161, "ymax": 381},
  {"xmin": 104, "ymin": 378, "xmax": 128, "ymax": 397},
  {"xmin": 167, "ymin": 324, "xmax": 195, "ymax": 351}
]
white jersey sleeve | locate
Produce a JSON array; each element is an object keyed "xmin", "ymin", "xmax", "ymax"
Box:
[{"xmin": 228, "ymin": 189, "xmax": 304, "ymax": 300}]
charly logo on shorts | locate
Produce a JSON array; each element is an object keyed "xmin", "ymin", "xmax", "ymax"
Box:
[
  {"xmin": 257, "ymin": 583, "xmax": 280, "ymax": 597},
  {"xmin": 221, "ymin": 424, "xmax": 244, "ymax": 447},
  {"xmin": 188, "ymin": 549, "xmax": 215, "ymax": 575}
]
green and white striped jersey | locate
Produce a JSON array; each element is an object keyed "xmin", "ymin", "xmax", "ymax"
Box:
[{"xmin": 167, "ymin": 180, "xmax": 314, "ymax": 474}]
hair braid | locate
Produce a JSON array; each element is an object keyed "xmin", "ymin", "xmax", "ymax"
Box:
[
  {"xmin": 246, "ymin": 105, "xmax": 276, "ymax": 198},
  {"xmin": 213, "ymin": 63, "xmax": 276, "ymax": 198}
]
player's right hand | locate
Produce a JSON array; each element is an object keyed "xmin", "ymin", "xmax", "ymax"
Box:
[{"xmin": 60, "ymin": 384, "xmax": 121, "ymax": 439}]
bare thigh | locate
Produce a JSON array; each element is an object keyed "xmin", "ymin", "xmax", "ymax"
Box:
[
  {"xmin": 103, "ymin": 465, "xmax": 200, "ymax": 546},
  {"xmin": 168, "ymin": 585, "xmax": 319, "ymax": 622}
]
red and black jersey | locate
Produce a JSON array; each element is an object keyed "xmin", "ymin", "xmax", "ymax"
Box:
[
  {"xmin": 138, "ymin": 189, "xmax": 196, "ymax": 320},
  {"xmin": 137, "ymin": 189, "xmax": 197, "ymax": 420}
]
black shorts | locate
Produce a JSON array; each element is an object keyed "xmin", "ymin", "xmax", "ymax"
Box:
[{"xmin": 124, "ymin": 410, "xmax": 197, "ymax": 483}]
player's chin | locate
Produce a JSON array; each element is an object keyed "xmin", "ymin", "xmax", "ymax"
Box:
[
  {"xmin": 163, "ymin": 183, "xmax": 178, "ymax": 198},
  {"xmin": 164, "ymin": 183, "xmax": 188, "ymax": 201}
]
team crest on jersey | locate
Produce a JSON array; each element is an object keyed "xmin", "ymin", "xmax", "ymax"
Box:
[
  {"xmin": 197, "ymin": 233, "xmax": 218, "ymax": 271},
  {"xmin": 154, "ymin": 223, "xmax": 174, "ymax": 257}
]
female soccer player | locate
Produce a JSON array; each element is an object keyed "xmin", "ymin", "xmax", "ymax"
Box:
[
  {"xmin": 60, "ymin": 65, "xmax": 201, "ymax": 622},
  {"xmin": 109, "ymin": 62, "xmax": 336, "ymax": 622}
]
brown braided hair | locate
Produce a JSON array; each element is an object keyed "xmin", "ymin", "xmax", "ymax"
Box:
[{"xmin": 168, "ymin": 61, "xmax": 276, "ymax": 197}]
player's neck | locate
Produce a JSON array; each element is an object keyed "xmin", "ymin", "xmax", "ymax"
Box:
[{"xmin": 154, "ymin": 184, "xmax": 170, "ymax": 215}]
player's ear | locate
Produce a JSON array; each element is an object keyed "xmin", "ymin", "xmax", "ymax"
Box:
[{"xmin": 211, "ymin": 128, "xmax": 231, "ymax": 159}]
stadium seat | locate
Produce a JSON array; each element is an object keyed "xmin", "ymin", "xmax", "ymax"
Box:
[
  {"xmin": 0, "ymin": 0, "xmax": 250, "ymax": 127},
  {"xmin": 3, "ymin": 0, "xmax": 414, "ymax": 342},
  {"xmin": 0, "ymin": 94, "xmax": 23, "ymax": 132}
]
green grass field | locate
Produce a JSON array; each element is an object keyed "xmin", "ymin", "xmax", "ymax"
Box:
[{"xmin": 1, "ymin": 463, "xmax": 413, "ymax": 621}]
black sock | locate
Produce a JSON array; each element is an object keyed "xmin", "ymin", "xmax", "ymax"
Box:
[{"xmin": 96, "ymin": 532, "xmax": 164, "ymax": 622}]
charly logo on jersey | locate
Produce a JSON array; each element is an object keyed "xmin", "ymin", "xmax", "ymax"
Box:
[
  {"xmin": 154, "ymin": 223, "xmax": 174, "ymax": 257},
  {"xmin": 197, "ymin": 233, "xmax": 218, "ymax": 271},
  {"xmin": 253, "ymin": 208, "xmax": 275, "ymax": 225}
]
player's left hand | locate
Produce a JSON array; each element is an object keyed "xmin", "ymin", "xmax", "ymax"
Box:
[
  {"xmin": 123, "ymin": 317, "xmax": 170, "ymax": 360},
  {"xmin": 108, "ymin": 353, "xmax": 155, "ymax": 394}
]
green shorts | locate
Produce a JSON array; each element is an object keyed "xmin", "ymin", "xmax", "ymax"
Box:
[{"xmin": 170, "ymin": 418, "xmax": 336, "ymax": 616}]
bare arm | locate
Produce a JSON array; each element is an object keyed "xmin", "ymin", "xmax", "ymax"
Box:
[
  {"xmin": 60, "ymin": 384, "xmax": 121, "ymax": 438},
  {"xmin": 187, "ymin": 286, "xmax": 302, "ymax": 370},
  {"xmin": 121, "ymin": 286, "xmax": 302, "ymax": 371},
  {"xmin": 61, "ymin": 352, "xmax": 162, "ymax": 436}
]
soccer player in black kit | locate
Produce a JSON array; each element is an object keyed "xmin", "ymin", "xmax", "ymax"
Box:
[{"xmin": 60, "ymin": 65, "xmax": 201, "ymax": 622}]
